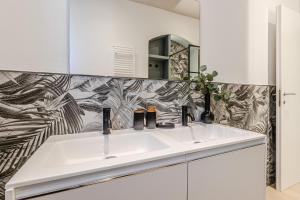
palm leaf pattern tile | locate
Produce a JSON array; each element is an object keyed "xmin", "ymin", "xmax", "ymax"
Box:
[{"xmin": 0, "ymin": 71, "xmax": 275, "ymax": 199}]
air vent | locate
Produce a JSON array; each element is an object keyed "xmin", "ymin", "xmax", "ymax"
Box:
[{"xmin": 113, "ymin": 45, "xmax": 136, "ymax": 77}]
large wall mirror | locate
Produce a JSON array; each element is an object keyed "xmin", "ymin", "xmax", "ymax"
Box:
[{"xmin": 70, "ymin": 0, "xmax": 200, "ymax": 80}]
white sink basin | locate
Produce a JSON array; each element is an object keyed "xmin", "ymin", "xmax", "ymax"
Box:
[
  {"xmin": 161, "ymin": 125, "xmax": 246, "ymax": 144},
  {"xmin": 42, "ymin": 133, "xmax": 169, "ymax": 167}
]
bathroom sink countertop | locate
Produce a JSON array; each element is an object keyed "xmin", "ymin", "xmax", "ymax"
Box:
[{"xmin": 5, "ymin": 123, "xmax": 266, "ymax": 200}]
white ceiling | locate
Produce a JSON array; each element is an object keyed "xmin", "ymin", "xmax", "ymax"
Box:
[{"xmin": 129, "ymin": 0, "xmax": 200, "ymax": 19}]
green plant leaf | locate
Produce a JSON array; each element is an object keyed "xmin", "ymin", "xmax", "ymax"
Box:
[
  {"xmin": 206, "ymin": 74, "xmax": 213, "ymax": 81},
  {"xmin": 214, "ymin": 94, "xmax": 222, "ymax": 102},
  {"xmin": 199, "ymin": 65, "xmax": 207, "ymax": 72},
  {"xmin": 212, "ymin": 71, "xmax": 218, "ymax": 77}
]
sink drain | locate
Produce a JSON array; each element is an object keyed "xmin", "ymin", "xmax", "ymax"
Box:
[
  {"xmin": 193, "ymin": 141, "xmax": 202, "ymax": 144},
  {"xmin": 105, "ymin": 155, "xmax": 117, "ymax": 159}
]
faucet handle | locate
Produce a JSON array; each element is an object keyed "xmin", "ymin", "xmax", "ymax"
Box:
[
  {"xmin": 182, "ymin": 105, "xmax": 194, "ymax": 126},
  {"xmin": 187, "ymin": 113, "xmax": 195, "ymax": 122}
]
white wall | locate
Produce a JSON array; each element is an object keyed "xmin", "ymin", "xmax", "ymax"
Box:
[
  {"xmin": 0, "ymin": 0, "xmax": 69, "ymax": 73},
  {"xmin": 70, "ymin": 0, "xmax": 199, "ymax": 78},
  {"xmin": 199, "ymin": 0, "xmax": 249, "ymax": 84},
  {"xmin": 199, "ymin": 0, "xmax": 300, "ymax": 85}
]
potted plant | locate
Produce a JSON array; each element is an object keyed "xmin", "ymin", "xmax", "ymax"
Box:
[{"xmin": 193, "ymin": 65, "xmax": 230, "ymax": 124}]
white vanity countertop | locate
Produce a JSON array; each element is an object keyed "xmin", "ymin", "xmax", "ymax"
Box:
[{"xmin": 5, "ymin": 123, "xmax": 266, "ymax": 200}]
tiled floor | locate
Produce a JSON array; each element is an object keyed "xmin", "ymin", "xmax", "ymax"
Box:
[{"xmin": 267, "ymin": 184, "xmax": 300, "ymax": 200}]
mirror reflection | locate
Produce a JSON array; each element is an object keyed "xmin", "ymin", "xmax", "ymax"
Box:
[
  {"xmin": 70, "ymin": 0, "xmax": 200, "ymax": 80},
  {"xmin": 148, "ymin": 34, "xmax": 200, "ymax": 80}
]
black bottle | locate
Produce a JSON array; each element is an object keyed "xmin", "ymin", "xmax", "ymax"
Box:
[
  {"xmin": 146, "ymin": 106, "xmax": 157, "ymax": 129},
  {"xmin": 134, "ymin": 109, "xmax": 145, "ymax": 130}
]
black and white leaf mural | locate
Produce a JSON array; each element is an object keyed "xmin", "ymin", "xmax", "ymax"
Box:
[
  {"xmin": 0, "ymin": 71, "xmax": 275, "ymax": 199},
  {"xmin": 169, "ymin": 40, "xmax": 189, "ymax": 80}
]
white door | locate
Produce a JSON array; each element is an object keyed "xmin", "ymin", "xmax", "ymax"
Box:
[{"xmin": 276, "ymin": 5, "xmax": 300, "ymax": 191}]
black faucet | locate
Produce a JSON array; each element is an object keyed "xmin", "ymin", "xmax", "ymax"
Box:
[
  {"xmin": 103, "ymin": 108, "xmax": 112, "ymax": 135},
  {"xmin": 182, "ymin": 105, "xmax": 195, "ymax": 126}
]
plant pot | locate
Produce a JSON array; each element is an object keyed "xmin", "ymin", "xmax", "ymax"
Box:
[{"xmin": 200, "ymin": 92, "xmax": 214, "ymax": 124}]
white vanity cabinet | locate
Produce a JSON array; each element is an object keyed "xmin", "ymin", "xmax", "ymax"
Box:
[
  {"xmin": 28, "ymin": 163, "xmax": 187, "ymax": 200},
  {"xmin": 188, "ymin": 145, "xmax": 266, "ymax": 200},
  {"xmin": 6, "ymin": 125, "xmax": 267, "ymax": 200},
  {"xmin": 27, "ymin": 145, "xmax": 265, "ymax": 200}
]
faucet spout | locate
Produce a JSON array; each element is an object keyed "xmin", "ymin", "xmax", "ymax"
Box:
[
  {"xmin": 103, "ymin": 107, "xmax": 112, "ymax": 135},
  {"xmin": 182, "ymin": 105, "xmax": 195, "ymax": 126}
]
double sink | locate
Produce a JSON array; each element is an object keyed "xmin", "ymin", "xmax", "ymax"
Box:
[{"xmin": 41, "ymin": 123, "xmax": 248, "ymax": 168}]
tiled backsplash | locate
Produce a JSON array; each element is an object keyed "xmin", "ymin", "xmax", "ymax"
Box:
[{"xmin": 0, "ymin": 71, "xmax": 275, "ymax": 199}]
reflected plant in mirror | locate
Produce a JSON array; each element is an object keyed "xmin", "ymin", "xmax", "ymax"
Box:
[{"xmin": 193, "ymin": 65, "xmax": 231, "ymax": 124}]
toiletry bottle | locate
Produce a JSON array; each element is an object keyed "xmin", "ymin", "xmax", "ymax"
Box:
[
  {"xmin": 134, "ymin": 109, "xmax": 145, "ymax": 130},
  {"xmin": 146, "ymin": 106, "xmax": 157, "ymax": 129}
]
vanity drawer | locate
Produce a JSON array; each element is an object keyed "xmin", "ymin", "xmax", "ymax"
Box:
[
  {"xmin": 188, "ymin": 145, "xmax": 266, "ymax": 200},
  {"xmin": 28, "ymin": 163, "xmax": 187, "ymax": 200}
]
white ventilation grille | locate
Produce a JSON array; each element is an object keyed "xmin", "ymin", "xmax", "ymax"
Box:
[{"xmin": 113, "ymin": 45, "xmax": 136, "ymax": 77}]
